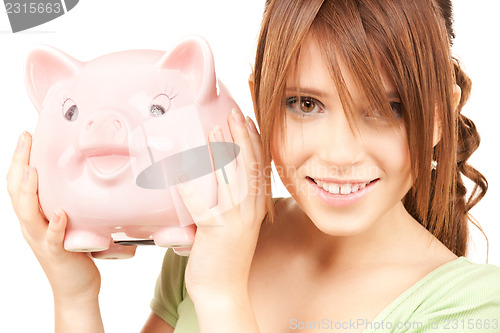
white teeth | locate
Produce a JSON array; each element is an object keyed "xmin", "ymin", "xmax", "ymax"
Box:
[
  {"xmin": 328, "ymin": 183, "xmax": 340, "ymax": 194},
  {"xmin": 313, "ymin": 178, "xmax": 371, "ymax": 195},
  {"xmin": 340, "ymin": 184, "xmax": 351, "ymax": 195}
]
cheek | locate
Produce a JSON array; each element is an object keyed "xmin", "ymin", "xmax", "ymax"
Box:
[
  {"xmin": 271, "ymin": 121, "xmax": 308, "ymax": 159},
  {"xmin": 367, "ymin": 127, "xmax": 411, "ymax": 181},
  {"xmin": 270, "ymin": 128, "xmax": 289, "ymax": 182},
  {"xmin": 391, "ymin": 132, "xmax": 411, "ymax": 174},
  {"xmin": 270, "ymin": 126, "xmax": 281, "ymax": 164},
  {"xmin": 270, "ymin": 122, "xmax": 308, "ymax": 182}
]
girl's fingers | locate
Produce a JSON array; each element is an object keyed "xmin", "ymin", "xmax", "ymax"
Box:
[
  {"xmin": 227, "ymin": 108, "xmax": 258, "ymax": 196},
  {"xmin": 209, "ymin": 125, "xmax": 239, "ymax": 211},
  {"xmin": 245, "ymin": 117, "xmax": 263, "ymax": 163},
  {"xmin": 46, "ymin": 209, "xmax": 67, "ymax": 254},
  {"xmin": 7, "ymin": 132, "xmax": 32, "ymax": 203},
  {"xmin": 244, "ymin": 116, "xmax": 266, "ymax": 200},
  {"xmin": 176, "ymin": 177, "xmax": 215, "ymax": 225},
  {"xmin": 179, "ymin": 108, "xmax": 266, "ymax": 226},
  {"xmin": 17, "ymin": 166, "xmax": 47, "ymax": 238}
]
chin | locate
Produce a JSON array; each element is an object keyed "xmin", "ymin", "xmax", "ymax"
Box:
[
  {"xmin": 311, "ymin": 212, "xmax": 374, "ymax": 237},
  {"xmin": 293, "ymin": 195, "xmax": 375, "ymax": 237}
]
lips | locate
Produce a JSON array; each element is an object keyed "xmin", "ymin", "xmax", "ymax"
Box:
[{"xmin": 306, "ymin": 176, "xmax": 379, "ymax": 207}]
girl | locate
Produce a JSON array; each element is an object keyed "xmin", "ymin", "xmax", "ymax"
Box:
[{"xmin": 8, "ymin": 0, "xmax": 500, "ymax": 332}]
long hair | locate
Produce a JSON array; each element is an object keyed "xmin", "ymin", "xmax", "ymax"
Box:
[{"xmin": 253, "ymin": 0, "xmax": 487, "ymax": 257}]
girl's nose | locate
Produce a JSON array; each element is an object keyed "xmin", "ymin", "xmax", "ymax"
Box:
[{"xmin": 315, "ymin": 111, "xmax": 363, "ymax": 168}]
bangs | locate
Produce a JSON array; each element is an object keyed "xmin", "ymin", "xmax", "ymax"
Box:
[
  {"xmin": 278, "ymin": 0, "xmax": 453, "ymax": 171},
  {"xmin": 282, "ymin": 0, "xmax": 409, "ymax": 143},
  {"xmin": 296, "ymin": 24, "xmax": 402, "ymax": 129}
]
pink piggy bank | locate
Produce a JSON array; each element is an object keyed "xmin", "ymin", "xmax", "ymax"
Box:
[{"xmin": 25, "ymin": 36, "xmax": 240, "ymax": 258}]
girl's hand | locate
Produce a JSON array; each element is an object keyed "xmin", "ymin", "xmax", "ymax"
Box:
[
  {"xmin": 6, "ymin": 132, "xmax": 101, "ymax": 305},
  {"xmin": 176, "ymin": 107, "xmax": 267, "ymax": 302}
]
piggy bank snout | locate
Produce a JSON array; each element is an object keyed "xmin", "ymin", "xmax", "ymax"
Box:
[{"xmin": 79, "ymin": 111, "xmax": 129, "ymax": 148}]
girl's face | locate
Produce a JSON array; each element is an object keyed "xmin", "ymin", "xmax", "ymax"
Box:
[{"xmin": 271, "ymin": 37, "xmax": 413, "ymax": 236}]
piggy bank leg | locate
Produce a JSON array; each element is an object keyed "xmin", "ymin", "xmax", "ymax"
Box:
[
  {"xmin": 153, "ymin": 225, "xmax": 196, "ymax": 249},
  {"xmin": 91, "ymin": 243, "xmax": 137, "ymax": 260},
  {"xmin": 64, "ymin": 230, "xmax": 112, "ymax": 253}
]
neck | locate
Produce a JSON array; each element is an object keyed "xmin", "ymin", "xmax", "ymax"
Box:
[{"xmin": 292, "ymin": 200, "xmax": 430, "ymax": 269}]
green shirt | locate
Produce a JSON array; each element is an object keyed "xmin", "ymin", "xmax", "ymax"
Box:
[{"xmin": 151, "ymin": 249, "xmax": 500, "ymax": 332}]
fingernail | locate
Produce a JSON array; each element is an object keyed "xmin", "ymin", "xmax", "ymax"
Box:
[
  {"xmin": 16, "ymin": 132, "xmax": 25, "ymax": 151},
  {"xmin": 215, "ymin": 125, "xmax": 224, "ymax": 141},
  {"xmin": 246, "ymin": 116, "xmax": 258, "ymax": 134},
  {"xmin": 23, "ymin": 166, "xmax": 29, "ymax": 184},
  {"xmin": 209, "ymin": 128, "xmax": 216, "ymax": 142},
  {"xmin": 231, "ymin": 108, "xmax": 246, "ymax": 125},
  {"xmin": 177, "ymin": 172, "xmax": 188, "ymax": 183},
  {"xmin": 52, "ymin": 209, "xmax": 62, "ymax": 224}
]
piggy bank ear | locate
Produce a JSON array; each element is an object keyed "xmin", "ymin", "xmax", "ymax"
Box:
[
  {"xmin": 158, "ymin": 36, "xmax": 217, "ymax": 103},
  {"xmin": 25, "ymin": 45, "xmax": 82, "ymax": 112}
]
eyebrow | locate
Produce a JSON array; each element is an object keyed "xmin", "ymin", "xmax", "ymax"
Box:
[
  {"xmin": 386, "ymin": 91, "xmax": 401, "ymax": 100},
  {"xmin": 285, "ymin": 86, "xmax": 327, "ymax": 97},
  {"xmin": 286, "ymin": 86, "xmax": 401, "ymax": 100}
]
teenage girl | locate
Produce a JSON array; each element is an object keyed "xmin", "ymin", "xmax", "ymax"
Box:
[{"xmin": 8, "ymin": 0, "xmax": 500, "ymax": 332}]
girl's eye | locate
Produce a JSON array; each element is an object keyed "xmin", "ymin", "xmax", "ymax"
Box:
[
  {"xmin": 390, "ymin": 102, "xmax": 403, "ymax": 118},
  {"xmin": 285, "ymin": 96, "xmax": 324, "ymax": 116},
  {"xmin": 366, "ymin": 101, "xmax": 403, "ymax": 120},
  {"xmin": 62, "ymin": 98, "xmax": 79, "ymax": 121}
]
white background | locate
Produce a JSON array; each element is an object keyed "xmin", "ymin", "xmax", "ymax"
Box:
[{"xmin": 0, "ymin": 1, "xmax": 498, "ymax": 332}]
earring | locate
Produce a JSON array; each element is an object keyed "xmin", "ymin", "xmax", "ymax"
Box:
[{"xmin": 431, "ymin": 159, "xmax": 438, "ymax": 171}]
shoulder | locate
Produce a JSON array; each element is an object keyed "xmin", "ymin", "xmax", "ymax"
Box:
[
  {"xmin": 412, "ymin": 260, "xmax": 500, "ymax": 332},
  {"xmin": 437, "ymin": 257, "xmax": 500, "ymax": 292},
  {"xmin": 372, "ymin": 258, "xmax": 500, "ymax": 332},
  {"xmin": 417, "ymin": 258, "xmax": 500, "ymax": 317}
]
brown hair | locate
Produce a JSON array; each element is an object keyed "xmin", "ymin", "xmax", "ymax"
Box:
[{"xmin": 253, "ymin": 0, "xmax": 487, "ymax": 257}]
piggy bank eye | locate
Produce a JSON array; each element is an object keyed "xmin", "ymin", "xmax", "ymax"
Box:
[
  {"xmin": 150, "ymin": 94, "xmax": 171, "ymax": 117},
  {"xmin": 62, "ymin": 99, "xmax": 79, "ymax": 121}
]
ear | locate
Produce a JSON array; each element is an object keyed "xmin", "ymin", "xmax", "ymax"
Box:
[
  {"xmin": 432, "ymin": 108, "xmax": 441, "ymax": 148},
  {"xmin": 433, "ymin": 84, "xmax": 461, "ymax": 147},
  {"xmin": 25, "ymin": 45, "xmax": 82, "ymax": 112},
  {"xmin": 452, "ymin": 84, "xmax": 462, "ymax": 113},
  {"xmin": 157, "ymin": 36, "xmax": 217, "ymax": 104},
  {"xmin": 248, "ymin": 72, "xmax": 256, "ymax": 107}
]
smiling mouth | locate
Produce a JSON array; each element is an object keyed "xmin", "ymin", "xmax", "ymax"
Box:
[
  {"xmin": 307, "ymin": 176, "xmax": 379, "ymax": 195},
  {"xmin": 85, "ymin": 148, "xmax": 131, "ymax": 179}
]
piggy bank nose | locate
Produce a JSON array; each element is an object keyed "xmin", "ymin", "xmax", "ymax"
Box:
[{"xmin": 80, "ymin": 112, "xmax": 128, "ymax": 146}]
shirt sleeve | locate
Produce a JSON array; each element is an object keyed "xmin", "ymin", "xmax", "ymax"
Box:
[{"xmin": 150, "ymin": 248, "xmax": 189, "ymax": 328}]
